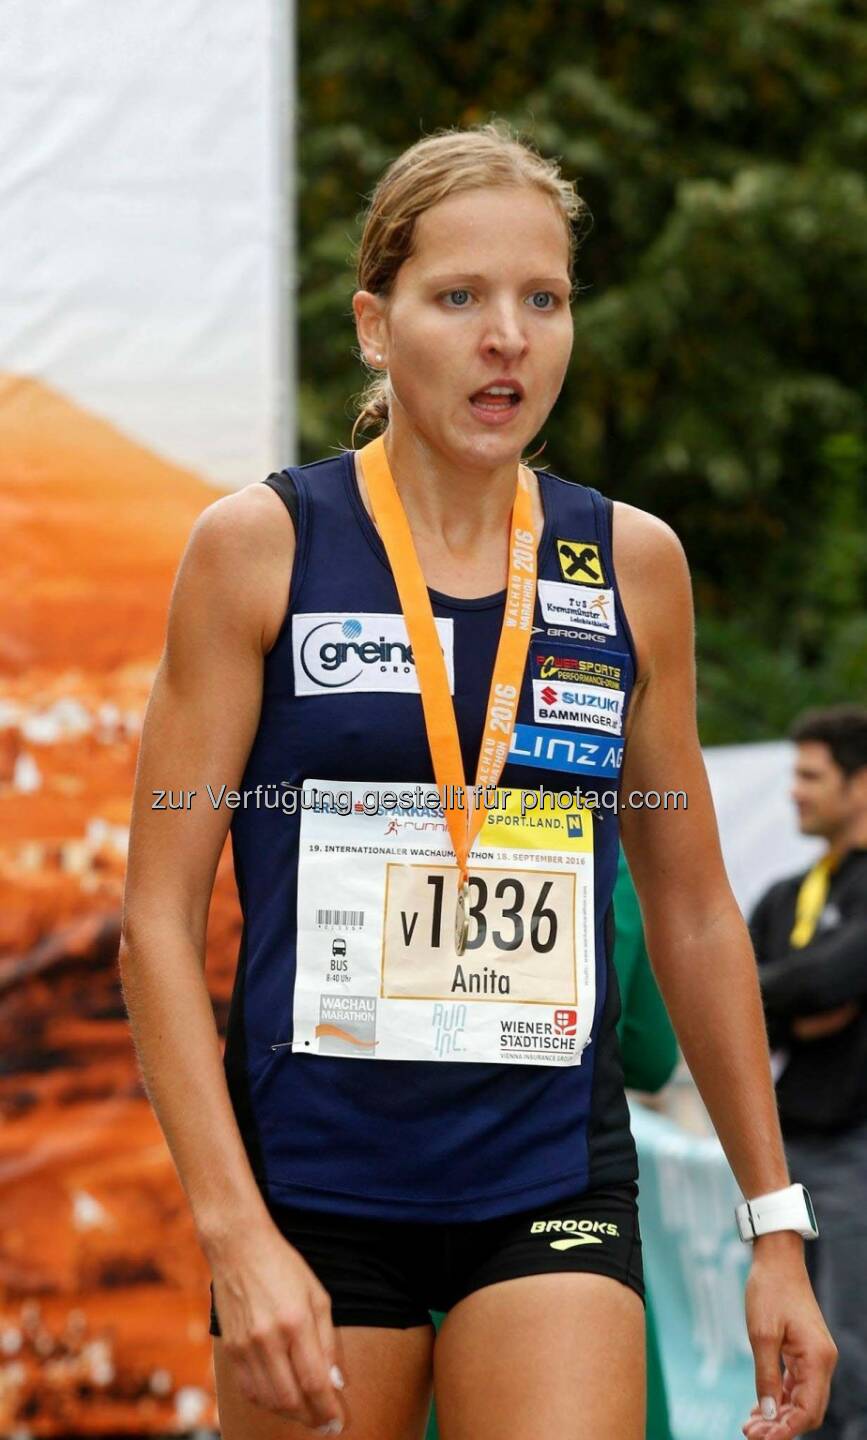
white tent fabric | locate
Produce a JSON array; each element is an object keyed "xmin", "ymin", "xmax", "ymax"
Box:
[
  {"xmin": 702, "ymin": 739, "xmax": 822, "ymax": 919},
  {"xmin": 0, "ymin": 0, "xmax": 293, "ymax": 491}
]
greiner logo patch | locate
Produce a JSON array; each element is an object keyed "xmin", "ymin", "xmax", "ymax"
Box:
[{"xmin": 293, "ymin": 613, "xmax": 455, "ymax": 696}]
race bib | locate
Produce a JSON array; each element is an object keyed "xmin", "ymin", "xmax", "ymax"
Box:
[{"xmin": 291, "ymin": 781, "xmax": 596, "ymax": 1066}]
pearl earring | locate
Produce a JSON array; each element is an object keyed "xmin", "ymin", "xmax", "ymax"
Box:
[{"xmin": 375, "ymin": 353, "xmax": 384, "ymax": 363}]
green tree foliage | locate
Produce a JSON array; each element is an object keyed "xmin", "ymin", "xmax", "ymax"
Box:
[{"xmin": 297, "ymin": 0, "xmax": 867, "ymax": 740}]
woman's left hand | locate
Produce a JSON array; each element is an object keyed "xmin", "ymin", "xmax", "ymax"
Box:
[{"xmin": 740, "ymin": 1238, "xmax": 837, "ymax": 1439}]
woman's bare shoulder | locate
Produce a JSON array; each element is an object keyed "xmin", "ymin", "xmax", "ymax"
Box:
[
  {"xmin": 609, "ymin": 499, "xmax": 693, "ymax": 685},
  {"xmin": 177, "ymin": 481, "xmax": 296, "ymax": 657},
  {"xmin": 610, "ymin": 497, "xmax": 686, "ymax": 568}
]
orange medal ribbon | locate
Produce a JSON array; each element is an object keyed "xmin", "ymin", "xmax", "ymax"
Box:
[{"xmin": 357, "ymin": 435, "xmax": 538, "ymax": 953}]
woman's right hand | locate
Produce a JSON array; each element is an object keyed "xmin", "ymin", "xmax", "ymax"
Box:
[{"xmin": 210, "ymin": 1220, "xmax": 347, "ymax": 1434}]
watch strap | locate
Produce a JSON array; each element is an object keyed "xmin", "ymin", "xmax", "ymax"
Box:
[{"xmin": 735, "ymin": 1183, "xmax": 818, "ymax": 1241}]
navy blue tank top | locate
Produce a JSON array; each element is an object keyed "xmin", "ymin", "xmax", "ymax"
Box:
[{"xmin": 223, "ymin": 446, "xmax": 641, "ymax": 1221}]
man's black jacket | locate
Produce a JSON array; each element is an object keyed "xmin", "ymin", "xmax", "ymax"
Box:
[{"xmin": 749, "ymin": 846, "xmax": 867, "ymax": 1136}]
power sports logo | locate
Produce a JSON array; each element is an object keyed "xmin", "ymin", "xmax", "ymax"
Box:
[
  {"xmin": 293, "ymin": 613, "xmax": 455, "ymax": 696},
  {"xmin": 532, "ymin": 649, "xmax": 626, "ymax": 690}
]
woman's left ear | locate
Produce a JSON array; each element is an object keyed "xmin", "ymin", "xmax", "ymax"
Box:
[{"xmin": 353, "ymin": 289, "xmax": 387, "ymax": 368}]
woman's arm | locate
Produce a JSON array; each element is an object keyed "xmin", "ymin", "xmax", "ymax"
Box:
[
  {"xmin": 120, "ymin": 487, "xmax": 280, "ymax": 1245},
  {"xmin": 614, "ymin": 504, "xmax": 789, "ymax": 1203},
  {"xmin": 119, "ymin": 484, "xmax": 346, "ymax": 1432},
  {"xmin": 612, "ymin": 501, "xmax": 836, "ymax": 1440}
]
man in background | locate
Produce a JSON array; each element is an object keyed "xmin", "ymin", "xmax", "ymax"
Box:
[{"xmin": 750, "ymin": 704, "xmax": 867, "ymax": 1440}]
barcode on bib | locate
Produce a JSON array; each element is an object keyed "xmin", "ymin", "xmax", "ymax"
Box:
[{"xmin": 315, "ymin": 908, "xmax": 365, "ymax": 930}]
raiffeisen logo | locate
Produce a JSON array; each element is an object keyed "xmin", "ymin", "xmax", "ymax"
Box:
[{"xmin": 293, "ymin": 613, "xmax": 455, "ymax": 696}]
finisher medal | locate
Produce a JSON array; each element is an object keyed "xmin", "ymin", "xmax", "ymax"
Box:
[
  {"xmin": 454, "ymin": 879, "xmax": 470, "ymax": 957},
  {"xmin": 358, "ymin": 434, "xmax": 538, "ymax": 962}
]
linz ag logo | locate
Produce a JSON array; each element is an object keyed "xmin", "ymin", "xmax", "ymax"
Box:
[{"xmin": 554, "ymin": 1008, "xmax": 577, "ymax": 1036}]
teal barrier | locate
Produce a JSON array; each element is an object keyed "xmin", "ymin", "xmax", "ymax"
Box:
[{"xmin": 629, "ymin": 1101, "xmax": 755, "ymax": 1440}]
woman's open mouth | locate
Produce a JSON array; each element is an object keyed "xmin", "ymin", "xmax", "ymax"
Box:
[{"xmin": 469, "ymin": 383, "xmax": 524, "ymax": 425}]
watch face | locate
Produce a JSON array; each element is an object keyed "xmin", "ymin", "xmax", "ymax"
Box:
[{"xmin": 802, "ymin": 1185, "xmax": 817, "ymax": 1232}]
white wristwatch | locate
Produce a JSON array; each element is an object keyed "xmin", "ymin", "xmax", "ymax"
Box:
[{"xmin": 735, "ymin": 1182, "xmax": 819, "ymax": 1242}]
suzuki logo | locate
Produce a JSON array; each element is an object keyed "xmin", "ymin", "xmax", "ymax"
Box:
[{"xmin": 540, "ymin": 685, "xmax": 557, "ymax": 705}]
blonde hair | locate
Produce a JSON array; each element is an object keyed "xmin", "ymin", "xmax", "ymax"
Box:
[{"xmin": 349, "ymin": 119, "xmax": 589, "ymax": 457}]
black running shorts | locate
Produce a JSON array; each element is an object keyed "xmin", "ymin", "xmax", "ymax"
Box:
[{"xmin": 208, "ymin": 1180, "xmax": 643, "ymax": 1332}]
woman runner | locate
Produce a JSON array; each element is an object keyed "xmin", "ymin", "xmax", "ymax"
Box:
[{"xmin": 119, "ymin": 122, "xmax": 836, "ymax": 1439}]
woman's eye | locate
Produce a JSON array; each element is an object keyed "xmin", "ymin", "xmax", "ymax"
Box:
[{"xmin": 439, "ymin": 289, "xmax": 560, "ymax": 309}]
